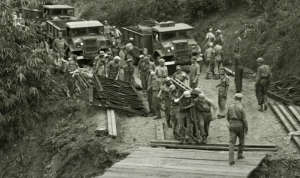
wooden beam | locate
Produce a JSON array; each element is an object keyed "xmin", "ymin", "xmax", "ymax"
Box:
[
  {"xmin": 110, "ymin": 109, "xmax": 117, "ymax": 137},
  {"xmin": 277, "ymin": 102, "xmax": 300, "ymax": 131},
  {"xmin": 287, "ymin": 104, "xmax": 300, "ymax": 124},
  {"xmin": 156, "ymin": 121, "xmax": 165, "ymax": 141},
  {"xmin": 107, "ymin": 109, "xmax": 112, "ymax": 136},
  {"xmin": 269, "ymin": 103, "xmax": 300, "ymax": 149},
  {"xmin": 89, "ymin": 85, "xmax": 93, "ymax": 104},
  {"xmin": 150, "ymin": 140, "xmax": 277, "ymax": 148},
  {"xmin": 224, "ymin": 67, "xmax": 235, "ymax": 76},
  {"xmin": 149, "ymin": 143, "xmax": 277, "ymax": 152}
]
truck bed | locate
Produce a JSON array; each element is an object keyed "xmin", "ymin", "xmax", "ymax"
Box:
[
  {"xmin": 125, "ymin": 26, "xmax": 152, "ymax": 34},
  {"xmin": 48, "ymin": 19, "xmax": 83, "ymax": 30}
]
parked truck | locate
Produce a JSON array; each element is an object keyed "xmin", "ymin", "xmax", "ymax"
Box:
[
  {"xmin": 46, "ymin": 20, "xmax": 111, "ymax": 62},
  {"xmin": 121, "ymin": 20, "xmax": 201, "ymax": 66}
]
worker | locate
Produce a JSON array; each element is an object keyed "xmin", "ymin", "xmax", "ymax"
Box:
[
  {"xmin": 106, "ymin": 51, "xmax": 114, "ymax": 64},
  {"xmin": 194, "ymin": 93, "xmax": 218, "ymax": 144},
  {"xmin": 143, "ymin": 48, "xmax": 154, "ymax": 62},
  {"xmin": 52, "ymin": 32, "xmax": 69, "ymax": 73},
  {"xmin": 111, "ymin": 42, "xmax": 120, "ymax": 57},
  {"xmin": 110, "ymin": 26, "xmax": 122, "ymax": 44},
  {"xmin": 65, "ymin": 55, "xmax": 78, "ymax": 99},
  {"xmin": 204, "ymin": 43, "xmax": 215, "ymax": 79},
  {"xmin": 234, "ymin": 31, "xmax": 242, "ymax": 54},
  {"xmin": 93, "ymin": 51, "xmax": 106, "ymax": 77},
  {"xmin": 123, "ymin": 58, "xmax": 135, "ymax": 84},
  {"xmin": 173, "ymin": 65, "xmax": 188, "ymax": 95},
  {"xmin": 159, "ymin": 77, "xmax": 174, "ymax": 128},
  {"xmin": 106, "ymin": 56, "xmax": 121, "ymax": 80},
  {"xmin": 203, "ymin": 28, "xmax": 216, "ymax": 49},
  {"xmin": 147, "ymin": 72, "xmax": 163, "ymax": 119},
  {"xmin": 216, "ymin": 67, "xmax": 230, "ymax": 118},
  {"xmin": 227, "ymin": 93, "xmax": 248, "ymax": 166},
  {"xmin": 255, "ymin": 57, "xmax": 272, "ymax": 111},
  {"xmin": 125, "ymin": 38, "xmax": 134, "ymax": 53},
  {"xmin": 174, "ymin": 90, "xmax": 193, "ymax": 143},
  {"xmin": 232, "ymin": 48, "xmax": 243, "ymax": 93},
  {"xmin": 147, "ymin": 71, "xmax": 156, "ymax": 117},
  {"xmin": 169, "ymin": 85, "xmax": 180, "ymax": 139},
  {"xmin": 215, "ymin": 30, "xmax": 224, "ymax": 46},
  {"xmin": 189, "ymin": 56, "xmax": 200, "ymax": 89},
  {"xmin": 138, "ymin": 55, "xmax": 149, "ymax": 92},
  {"xmin": 213, "ymin": 41, "xmax": 224, "ymax": 79},
  {"xmin": 190, "ymin": 88, "xmax": 203, "ymax": 142},
  {"xmin": 155, "ymin": 58, "xmax": 168, "ymax": 80},
  {"xmin": 103, "ymin": 20, "xmax": 111, "ymax": 39}
]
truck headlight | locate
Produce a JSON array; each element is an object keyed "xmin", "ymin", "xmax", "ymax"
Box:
[
  {"xmin": 76, "ymin": 43, "xmax": 82, "ymax": 48},
  {"xmin": 80, "ymin": 42, "xmax": 83, "ymax": 45},
  {"xmin": 171, "ymin": 46, "xmax": 174, "ymax": 50},
  {"xmin": 191, "ymin": 44, "xmax": 196, "ymax": 49},
  {"xmin": 166, "ymin": 48, "xmax": 171, "ymax": 53}
]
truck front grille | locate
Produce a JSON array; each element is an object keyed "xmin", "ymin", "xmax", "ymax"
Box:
[
  {"xmin": 84, "ymin": 39, "xmax": 98, "ymax": 53},
  {"xmin": 175, "ymin": 43, "xmax": 188, "ymax": 50},
  {"xmin": 175, "ymin": 51, "xmax": 190, "ymax": 57}
]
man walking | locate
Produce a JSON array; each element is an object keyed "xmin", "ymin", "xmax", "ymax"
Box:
[
  {"xmin": 189, "ymin": 56, "xmax": 200, "ymax": 89},
  {"xmin": 204, "ymin": 43, "xmax": 215, "ymax": 79},
  {"xmin": 214, "ymin": 41, "xmax": 224, "ymax": 79},
  {"xmin": 147, "ymin": 73, "xmax": 163, "ymax": 119},
  {"xmin": 215, "ymin": 30, "xmax": 224, "ymax": 46},
  {"xmin": 53, "ymin": 32, "xmax": 68, "ymax": 73},
  {"xmin": 232, "ymin": 48, "xmax": 243, "ymax": 93},
  {"xmin": 155, "ymin": 58, "xmax": 168, "ymax": 80},
  {"xmin": 255, "ymin": 57, "xmax": 272, "ymax": 111},
  {"xmin": 217, "ymin": 67, "xmax": 230, "ymax": 118},
  {"xmin": 227, "ymin": 93, "xmax": 248, "ymax": 165},
  {"xmin": 93, "ymin": 51, "xmax": 106, "ymax": 77},
  {"xmin": 106, "ymin": 56, "xmax": 121, "ymax": 80},
  {"xmin": 123, "ymin": 58, "xmax": 135, "ymax": 84},
  {"xmin": 203, "ymin": 28, "xmax": 215, "ymax": 49}
]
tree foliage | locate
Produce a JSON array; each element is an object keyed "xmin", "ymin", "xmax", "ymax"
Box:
[{"xmin": 0, "ymin": 0, "xmax": 51, "ymax": 142}]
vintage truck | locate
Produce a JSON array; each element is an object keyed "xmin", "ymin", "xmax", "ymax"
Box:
[
  {"xmin": 21, "ymin": 4, "xmax": 76, "ymax": 20},
  {"xmin": 121, "ymin": 21, "xmax": 201, "ymax": 66},
  {"xmin": 46, "ymin": 20, "xmax": 111, "ymax": 61}
]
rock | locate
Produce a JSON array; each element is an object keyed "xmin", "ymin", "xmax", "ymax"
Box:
[{"xmin": 46, "ymin": 164, "xmax": 52, "ymax": 169}]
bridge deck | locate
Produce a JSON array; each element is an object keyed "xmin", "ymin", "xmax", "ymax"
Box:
[{"xmin": 99, "ymin": 147, "xmax": 266, "ymax": 178}]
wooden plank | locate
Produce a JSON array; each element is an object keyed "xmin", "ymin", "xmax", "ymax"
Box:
[
  {"xmin": 110, "ymin": 109, "xmax": 117, "ymax": 137},
  {"xmin": 269, "ymin": 103, "xmax": 300, "ymax": 149},
  {"xmin": 288, "ymin": 104, "xmax": 300, "ymax": 124},
  {"xmin": 108, "ymin": 165, "xmax": 249, "ymax": 177},
  {"xmin": 277, "ymin": 103, "xmax": 300, "ymax": 131},
  {"xmin": 150, "ymin": 140, "xmax": 277, "ymax": 148},
  {"xmin": 89, "ymin": 85, "xmax": 93, "ymax": 104},
  {"xmin": 107, "ymin": 109, "xmax": 112, "ymax": 136},
  {"xmin": 156, "ymin": 121, "xmax": 165, "ymax": 140},
  {"xmin": 149, "ymin": 143, "xmax": 277, "ymax": 152}
]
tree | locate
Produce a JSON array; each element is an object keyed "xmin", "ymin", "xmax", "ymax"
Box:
[{"xmin": 0, "ymin": 0, "xmax": 52, "ymax": 142}]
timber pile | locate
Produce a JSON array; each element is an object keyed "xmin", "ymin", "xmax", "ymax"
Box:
[
  {"xmin": 91, "ymin": 75, "xmax": 148, "ymax": 115},
  {"xmin": 269, "ymin": 102, "xmax": 300, "ymax": 149},
  {"xmin": 107, "ymin": 109, "xmax": 117, "ymax": 137},
  {"xmin": 171, "ymin": 78, "xmax": 191, "ymax": 91},
  {"xmin": 150, "ymin": 140, "xmax": 278, "ymax": 152},
  {"xmin": 268, "ymin": 77, "xmax": 300, "ymax": 105}
]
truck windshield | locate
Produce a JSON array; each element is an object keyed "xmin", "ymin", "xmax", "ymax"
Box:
[
  {"xmin": 161, "ymin": 32, "xmax": 176, "ymax": 41},
  {"xmin": 71, "ymin": 28, "xmax": 87, "ymax": 36},
  {"xmin": 62, "ymin": 9, "xmax": 74, "ymax": 16},
  {"xmin": 51, "ymin": 9, "xmax": 62, "ymax": 16},
  {"xmin": 178, "ymin": 30, "xmax": 193, "ymax": 39},
  {"xmin": 88, "ymin": 27, "xmax": 103, "ymax": 35}
]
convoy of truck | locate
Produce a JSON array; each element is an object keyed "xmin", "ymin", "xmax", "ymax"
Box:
[{"xmin": 20, "ymin": 3, "xmax": 201, "ymax": 67}]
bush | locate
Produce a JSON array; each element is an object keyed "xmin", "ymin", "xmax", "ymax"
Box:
[{"xmin": 0, "ymin": 1, "xmax": 51, "ymax": 142}]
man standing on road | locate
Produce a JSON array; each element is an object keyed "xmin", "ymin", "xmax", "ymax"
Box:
[
  {"xmin": 147, "ymin": 72, "xmax": 157, "ymax": 117},
  {"xmin": 155, "ymin": 58, "xmax": 168, "ymax": 81},
  {"xmin": 111, "ymin": 26, "xmax": 122, "ymax": 44},
  {"xmin": 123, "ymin": 58, "xmax": 135, "ymax": 84},
  {"xmin": 93, "ymin": 51, "xmax": 106, "ymax": 77},
  {"xmin": 138, "ymin": 55, "xmax": 154, "ymax": 92},
  {"xmin": 216, "ymin": 67, "xmax": 230, "ymax": 118},
  {"xmin": 215, "ymin": 30, "xmax": 224, "ymax": 46},
  {"xmin": 104, "ymin": 20, "xmax": 111, "ymax": 39},
  {"xmin": 173, "ymin": 65, "xmax": 188, "ymax": 95},
  {"xmin": 160, "ymin": 77, "xmax": 175, "ymax": 128},
  {"xmin": 255, "ymin": 57, "xmax": 272, "ymax": 112},
  {"xmin": 169, "ymin": 85, "xmax": 180, "ymax": 139},
  {"xmin": 227, "ymin": 93, "xmax": 248, "ymax": 166},
  {"xmin": 203, "ymin": 28, "xmax": 216, "ymax": 49},
  {"xmin": 52, "ymin": 32, "xmax": 69, "ymax": 73},
  {"xmin": 232, "ymin": 48, "xmax": 243, "ymax": 93},
  {"xmin": 106, "ymin": 56, "xmax": 121, "ymax": 80},
  {"xmin": 214, "ymin": 41, "xmax": 224, "ymax": 79},
  {"xmin": 143, "ymin": 48, "xmax": 154, "ymax": 63},
  {"xmin": 194, "ymin": 93, "xmax": 218, "ymax": 144},
  {"xmin": 147, "ymin": 73, "xmax": 163, "ymax": 119},
  {"xmin": 204, "ymin": 43, "xmax": 215, "ymax": 79},
  {"xmin": 190, "ymin": 56, "xmax": 200, "ymax": 89}
]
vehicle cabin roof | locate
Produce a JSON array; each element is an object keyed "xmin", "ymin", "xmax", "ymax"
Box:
[
  {"xmin": 43, "ymin": 5, "xmax": 74, "ymax": 9},
  {"xmin": 66, "ymin": 21, "xmax": 103, "ymax": 28},
  {"xmin": 152, "ymin": 23, "xmax": 193, "ymax": 32}
]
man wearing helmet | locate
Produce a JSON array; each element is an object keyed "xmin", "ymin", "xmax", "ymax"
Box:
[
  {"xmin": 106, "ymin": 56, "xmax": 121, "ymax": 80},
  {"xmin": 203, "ymin": 28, "xmax": 216, "ymax": 49},
  {"xmin": 215, "ymin": 30, "xmax": 224, "ymax": 46},
  {"xmin": 155, "ymin": 58, "xmax": 168, "ymax": 80},
  {"xmin": 173, "ymin": 65, "xmax": 188, "ymax": 95},
  {"xmin": 216, "ymin": 67, "xmax": 230, "ymax": 118},
  {"xmin": 204, "ymin": 43, "xmax": 216, "ymax": 79},
  {"xmin": 122, "ymin": 58, "xmax": 135, "ymax": 84},
  {"xmin": 255, "ymin": 57, "xmax": 271, "ymax": 111},
  {"xmin": 52, "ymin": 32, "xmax": 69, "ymax": 73},
  {"xmin": 147, "ymin": 72, "xmax": 163, "ymax": 119},
  {"xmin": 194, "ymin": 93, "xmax": 218, "ymax": 144}
]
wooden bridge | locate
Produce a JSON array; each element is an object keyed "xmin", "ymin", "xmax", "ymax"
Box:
[{"xmin": 99, "ymin": 147, "xmax": 268, "ymax": 178}]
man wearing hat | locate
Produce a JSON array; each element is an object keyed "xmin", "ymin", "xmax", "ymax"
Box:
[
  {"xmin": 93, "ymin": 51, "xmax": 106, "ymax": 77},
  {"xmin": 65, "ymin": 55, "xmax": 79, "ymax": 99},
  {"xmin": 216, "ymin": 67, "xmax": 230, "ymax": 118},
  {"xmin": 177, "ymin": 90, "xmax": 194, "ymax": 143},
  {"xmin": 169, "ymin": 84, "xmax": 180, "ymax": 139},
  {"xmin": 234, "ymin": 31, "xmax": 242, "ymax": 54},
  {"xmin": 106, "ymin": 56, "xmax": 121, "ymax": 80},
  {"xmin": 122, "ymin": 58, "xmax": 135, "ymax": 84},
  {"xmin": 255, "ymin": 57, "xmax": 271, "ymax": 111},
  {"xmin": 203, "ymin": 28, "xmax": 216, "ymax": 49},
  {"xmin": 158, "ymin": 77, "xmax": 174, "ymax": 128},
  {"xmin": 204, "ymin": 43, "xmax": 216, "ymax": 79},
  {"xmin": 147, "ymin": 72, "xmax": 163, "ymax": 119},
  {"xmin": 125, "ymin": 38, "xmax": 134, "ymax": 54},
  {"xmin": 143, "ymin": 48, "xmax": 154, "ymax": 63},
  {"xmin": 155, "ymin": 58, "xmax": 168, "ymax": 80},
  {"xmin": 190, "ymin": 56, "xmax": 201, "ymax": 89},
  {"xmin": 227, "ymin": 93, "xmax": 248, "ymax": 165},
  {"xmin": 215, "ymin": 30, "xmax": 224, "ymax": 46},
  {"xmin": 173, "ymin": 65, "xmax": 188, "ymax": 95},
  {"xmin": 104, "ymin": 20, "xmax": 111, "ymax": 39},
  {"xmin": 232, "ymin": 48, "xmax": 243, "ymax": 93},
  {"xmin": 213, "ymin": 41, "xmax": 224, "ymax": 79},
  {"xmin": 110, "ymin": 26, "xmax": 122, "ymax": 44},
  {"xmin": 52, "ymin": 32, "xmax": 69, "ymax": 72},
  {"xmin": 194, "ymin": 93, "xmax": 218, "ymax": 144},
  {"xmin": 138, "ymin": 55, "xmax": 154, "ymax": 92},
  {"xmin": 190, "ymin": 88, "xmax": 203, "ymax": 142},
  {"xmin": 147, "ymin": 71, "xmax": 157, "ymax": 116}
]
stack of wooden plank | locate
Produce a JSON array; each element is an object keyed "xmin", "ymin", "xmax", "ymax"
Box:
[
  {"xmin": 150, "ymin": 140, "xmax": 277, "ymax": 152},
  {"xmin": 107, "ymin": 109, "xmax": 117, "ymax": 137},
  {"xmin": 269, "ymin": 102, "xmax": 300, "ymax": 149},
  {"xmin": 99, "ymin": 147, "xmax": 267, "ymax": 178},
  {"xmin": 91, "ymin": 75, "xmax": 148, "ymax": 115}
]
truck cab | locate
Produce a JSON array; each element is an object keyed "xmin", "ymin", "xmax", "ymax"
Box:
[
  {"xmin": 43, "ymin": 5, "xmax": 75, "ymax": 20},
  {"xmin": 66, "ymin": 21, "xmax": 111, "ymax": 60}
]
